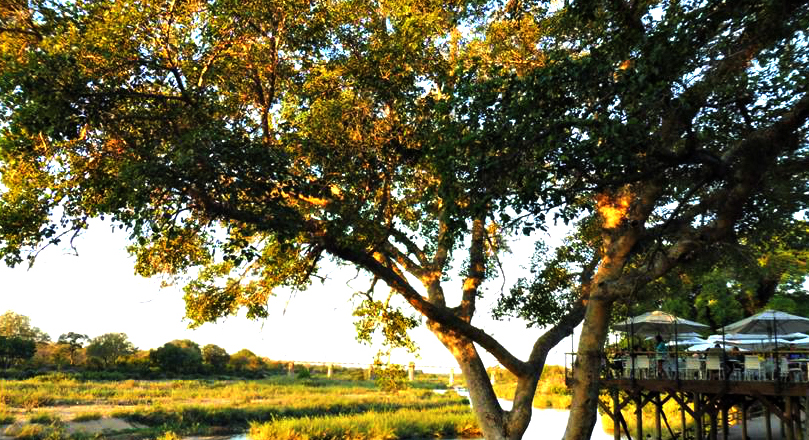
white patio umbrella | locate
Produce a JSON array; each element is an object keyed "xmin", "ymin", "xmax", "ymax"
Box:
[
  {"xmin": 613, "ymin": 311, "xmax": 710, "ymax": 337},
  {"xmin": 614, "ymin": 311, "xmax": 709, "ymax": 379},
  {"xmin": 671, "ymin": 337, "xmax": 708, "ymax": 347},
  {"xmin": 790, "ymin": 337, "xmax": 809, "ymax": 348},
  {"xmin": 686, "ymin": 342, "xmax": 749, "ymax": 352},
  {"xmin": 722, "ymin": 310, "xmax": 809, "ymax": 378},
  {"xmin": 722, "ymin": 310, "xmax": 809, "ymax": 335}
]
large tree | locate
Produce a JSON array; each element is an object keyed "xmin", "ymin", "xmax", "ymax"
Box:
[
  {"xmin": 1, "ymin": 1, "xmax": 808, "ymax": 439},
  {"xmin": 0, "ymin": 311, "xmax": 50, "ymax": 343},
  {"xmin": 85, "ymin": 333, "xmax": 136, "ymax": 368}
]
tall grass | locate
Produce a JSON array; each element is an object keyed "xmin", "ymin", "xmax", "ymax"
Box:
[
  {"xmin": 250, "ymin": 406, "xmax": 481, "ymax": 440},
  {"xmin": 2, "ymin": 375, "xmax": 474, "ymax": 438}
]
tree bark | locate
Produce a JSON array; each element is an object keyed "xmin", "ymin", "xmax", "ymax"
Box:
[
  {"xmin": 563, "ymin": 288, "xmax": 614, "ymax": 440},
  {"xmin": 429, "ymin": 320, "xmax": 536, "ymax": 440}
]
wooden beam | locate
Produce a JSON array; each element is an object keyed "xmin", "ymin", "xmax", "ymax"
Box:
[
  {"xmin": 666, "ymin": 388, "xmax": 697, "ymax": 418},
  {"xmin": 598, "ymin": 399, "xmax": 614, "ymax": 420},
  {"xmin": 752, "ymin": 390, "xmax": 788, "ymax": 423},
  {"xmin": 612, "ymin": 388, "xmax": 621, "ymax": 440}
]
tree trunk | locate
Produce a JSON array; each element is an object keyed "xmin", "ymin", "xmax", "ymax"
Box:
[
  {"xmin": 563, "ymin": 290, "xmax": 614, "ymax": 440},
  {"xmin": 429, "ymin": 321, "xmax": 535, "ymax": 440}
]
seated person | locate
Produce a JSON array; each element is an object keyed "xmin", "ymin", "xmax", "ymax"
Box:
[{"xmin": 728, "ymin": 346, "xmax": 744, "ymax": 376}]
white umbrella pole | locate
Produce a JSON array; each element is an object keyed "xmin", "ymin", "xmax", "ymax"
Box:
[
  {"xmin": 774, "ymin": 314, "xmax": 780, "ymax": 380},
  {"xmin": 674, "ymin": 319, "xmax": 679, "ymax": 380}
]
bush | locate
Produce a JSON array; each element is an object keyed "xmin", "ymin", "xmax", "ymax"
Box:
[
  {"xmin": 72, "ymin": 412, "xmax": 102, "ymax": 422},
  {"xmin": 0, "ymin": 411, "xmax": 14, "ymax": 425},
  {"xmin": 28, "ymin": 413, "xmax": 59, "ymax": 424},
  {"xmin": 296, "ymin": 368, "xmax": 311, "ymax": 380}
]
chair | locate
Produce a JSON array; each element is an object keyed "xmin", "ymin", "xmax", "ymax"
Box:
[
  {"xmin": 706, "ymin": 355, "xmax": 723, "ymax": 380},
  {"xmin": 743, "ymin": 356, "xmax": 761, "ymax": 380},
  {"xmin": 786, "ymin": 358, "xmax": 803, "ymax": 382},
  {"xmin": 636, "ymin": 355, "xmax": 651, "ymax": 379},
  {"xmin": 685, "ymin": 357, "xmax": 702, "ymax": 380}
]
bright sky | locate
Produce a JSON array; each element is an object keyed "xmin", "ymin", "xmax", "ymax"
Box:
[{"xmin": 0, "ymin": 219, "xmax": 579, "ymax": 370}]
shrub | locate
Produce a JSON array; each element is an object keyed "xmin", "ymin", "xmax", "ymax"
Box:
[
  {"xmin": 0, "ymin": 411, "xmax": 14, "ymax": 425},
  {"xmin": 296, "ymin": 368, "xmax": 311, "ymax": 380},
  {"xmin": 72, "ymin": 412, "xmax": 102, "ymax": 422},
  {"xmin": 28, "ymin": 413, "xmax": 59, "ymax": 424}
]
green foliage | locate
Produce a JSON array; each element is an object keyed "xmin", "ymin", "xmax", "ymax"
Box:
[
  {"xmin": 55, "ymin": 333, "xmax": 87, "ymax": 367},
  {"xmin": 0, "ymin": 411, "xmax": 14, "ymax": 425},
  {"xmin": 0, "ymin": 335, "xmax": 36, "ymax": 369},
  {"xmin": 201, "ymin": 344, "xmax": 229, "ymax": 371},
  {"xmin": 373, "ymin": 362, "xmax": 409, "ymax": 394},
  {"xmin": 149, "ymin": 340, "xmax": 203, "ymax": 374},
  {"xmin": 27, "ymin": 413, "xmax": 59, "ymax": 425},
  {"xmin": 0, "ymin": 312, "xmax": 50, "ymax": 343},
  {"xmin": 228, "ymin": 349, "xmax": 264, "ymax": 373},
  {"xmin": 71, "ymin": 412, "xmax": 101, "ymax": 423},
  {"xmin": 85, "ymin": 333, "xmax": 135, "ymax": 368}
]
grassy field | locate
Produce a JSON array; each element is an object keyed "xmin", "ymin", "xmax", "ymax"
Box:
[{"xmin": 0, "ymin": 373, "xmax": 479, "ymax": 440}]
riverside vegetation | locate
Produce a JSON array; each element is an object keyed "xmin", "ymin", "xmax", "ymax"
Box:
[{"xmin": 0, "ymin": 372, "xmax": 481, "ymax": 440}]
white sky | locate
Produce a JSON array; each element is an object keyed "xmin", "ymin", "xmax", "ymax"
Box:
[{"xmin": 0, "ymin": 219, "xmax": 579, "ymax": 370}]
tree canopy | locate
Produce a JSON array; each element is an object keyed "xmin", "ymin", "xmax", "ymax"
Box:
[
  {"xmin": 0, "ymin": 311, "xmax": 50, "ymax": 343},
  {"xmin": 85, "ymin": 332, "xmax": 136, "ymax": 367},
  {"xmin": 1, "ymin": 1, "xmax": 808, "ymax": 439}
]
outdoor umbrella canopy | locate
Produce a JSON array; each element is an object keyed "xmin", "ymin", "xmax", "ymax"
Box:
[
  {"xmin": 612, "ymin": 310, "xmax": 710, "ymax": 337},
  {"xmin": 686, "ymin": 343, "xmax": 748, "ymax": 352},
  {"xmin": 722, "ymin": 310, "xmax": 809, "ymax": 335}
]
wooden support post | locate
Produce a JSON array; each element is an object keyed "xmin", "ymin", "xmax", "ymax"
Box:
[
  {"xmin": 803, "ymin": 390, "xmax": 809, "ymax": 440},
  {"xmin": 792, "ymin": 396, "xmax": 795, "ymax": 440},
  {"xmin": 680, "ymin": 393, "xmax": 687, "ymax": 440},
  {"xmin": 408, "ymin": 362, "xmax": 415, "ymax": 381},
  {"xmin": 449, "ymin": 368, "xmax": 454, "ymax": 387},
  {"xmin": 741, "ymin": 400, "xmax": 748, "ymax": 440},
  {"xmin": 636, "ymin": 393, "xmax": 644, "ymax": 440},
  {"xmin": 327, "ymin": 363, "xmax": 333, "ymax": 378},
  {"xmin": 655, "ymin": 393, "xmax": 662, "ymax": 440},
  {"xmin": 287, "ymin": 362, "xmax": 294, "ymax": 376},
  {"xmin": 709, "ymin": 409, "xmax": 718, "ymax": 440},
  {"xmin": 695, "ymin": 393, "xmax": 704, "ymax": 440},
  {"xmin": 721, "ymin": 405, "xmax": 729, "ymax": 440},
  {"xmin": 613, "ymin": 388, "xmax": 621, "ymax": 440},
  {"xmin": 765, "ymin": 405, "xmax": 773, "ymax": 440}
]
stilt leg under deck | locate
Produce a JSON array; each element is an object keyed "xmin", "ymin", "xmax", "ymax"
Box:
[
  {"xmin": 805, "ymin": 393, "xmax": 809, "ymax": 440},
  {"xmin": 765, "ymin": 405, "xmax": 773, "ymax": 440},
  {"xmin": 695, "ymin": 393, "xmax": 704, "ymax": 440},
  {"xmin": 656, "ymin": 393, "xmax": 662, "ymax": 440},
  {"xmin": 741, "ymin": 400, "xmax": 748, "ymax": 440},
  {"xmin": 722, "ymin": 405, "xmax": 729, "ymax": 440},
  {"xmin": 612, "ymin": 388, "xmax": 621, "ymax": 440},
  {"xmin": 789, "ymin": 397, "xmax": 796, "ymax": 440},
  {"xmin": 681, "ymin": 394, "xmax": 687, "ymax": 440},
  {"xmin": 636, "ymin": 394, "xmax": 643, "ymax": 440}
]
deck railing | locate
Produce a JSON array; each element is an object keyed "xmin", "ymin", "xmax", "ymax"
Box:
[{"xmin": 565, "ymin": 351, "xmax": 809, "ymax": 383}]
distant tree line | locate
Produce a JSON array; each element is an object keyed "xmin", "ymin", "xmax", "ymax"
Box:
[{"xmin": 0, "ymin": 310, "xmax": 279, "ymax": 378}]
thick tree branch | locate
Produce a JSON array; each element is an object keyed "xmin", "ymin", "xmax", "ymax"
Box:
[
  {"xmin": 322, "ymin": 237, "xmax": 530, "ymax": 375},
  {"xmin": 456, "ymin": 217, "xmax": 485, "ymax": 322}
]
